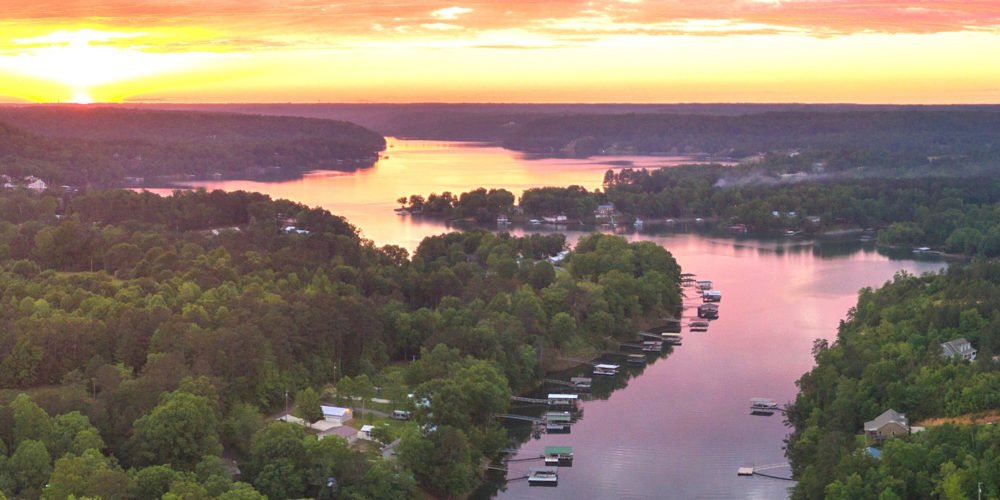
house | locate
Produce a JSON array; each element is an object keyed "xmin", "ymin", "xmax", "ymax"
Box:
[
  {"xmin": 320, "ymin": 405, "xmax": 352, "ymax": 426},
  {"xmin": 319, "ymin": 425, "xmax": 358, "ymax": 444},
  {"xmin": 864, "ymin": 409, "xmax": 909, "ymax": 444},
  {"xmin": 941, "ymin": 338, "xmax": 977, "ymax": 361},
  {"xmin": 277, "ymin": 414, "xmax": 307, "ymax": 426},
  {"xmin": 595, "ymin": 204, "xmax": 615, "ymax": 217},
  {"xmin": 358, "ymin": 424, "xmax": 375, "ymax": 441},
  {"xmin": 26, "ymin": 178, "xmax": 48, "ymax": 193}
]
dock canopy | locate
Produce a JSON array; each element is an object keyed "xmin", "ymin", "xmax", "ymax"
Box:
[
  {"xmin": 594, "ymin": 363, "xmax": 619, "ymax": 370},
  {"xmin": 545, "ymin": 446, "xmax": 573, "ymax": 456},
  {"xmin": 548, "ymin": 394, "xmax": 579, "ymax": 401}
]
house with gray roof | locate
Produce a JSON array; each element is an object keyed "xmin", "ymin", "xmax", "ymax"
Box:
[
  {"xmin": 941, "ymin": 338, "xmax": 977, "ymax": 362},
  {"xmin": 864, "ymin": 409, "xmax": 909, "ymax": 444}
]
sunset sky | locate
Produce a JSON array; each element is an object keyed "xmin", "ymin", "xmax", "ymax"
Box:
[{"xmin": 0, "ymin": 1, "xmax": 998, "ymax": 104}]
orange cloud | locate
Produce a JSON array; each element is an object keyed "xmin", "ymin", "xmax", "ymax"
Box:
[{"xmin": 0, "ymin": 1, "xmax": 998, "ymax": 103}]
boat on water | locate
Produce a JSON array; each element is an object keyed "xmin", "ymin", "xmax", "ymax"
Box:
[
  {"xmin": 634, "ymin": 218, "xmax": 644, "ymax": 228},
  {"xmin": 702, "ymin": 290, "xmax": 722, "ymax": 303},
  {"xmin": 545, "ymin": 423, "xmax": 571, "ymax": 434},
  {"xmin": 697, "ymin": 303, "xmax": 719, "ymax": 319},
  {"xmin": 593, "ymin": 363, "xmax": 620, "ymax": 376},
  {"xmin": 750, "ymin": 397, "xmax": 779, "ymax": 410},
  {"xmin": 497, "ymin": 215, "xmax": 510, "ymax": 225},
  {"xmin": 528, "ymin": 468, "xmax": 559, "ymax": 486},
  {"xmin": 662, "ymin": 333, "xmax": 683, "ymax": 345},
  {"xmin": 542, "ymin": 215, "xmax": 568, "ymax": 224},
  {"xmin": 627, "ymin": 354, "xmax": 647, "ymax": 365},
  {"xmin": 570, "ymin": 377, "xmax": 592, "ymax": 390},
  {"xmin": 642, "ymin": 340, "xmax": 663, "ymax": 352},
  {"xmin": 689, "ymin": 321, "xmax": 710, "ymax": 332},
  {"xmin": 529, "ymin": 219, "xmax": 542, "ymax": 225}
]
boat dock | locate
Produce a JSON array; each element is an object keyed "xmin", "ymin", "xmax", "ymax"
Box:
[{"xmin": 737, "ymin": 463, "xmax": 795, "ymax": 481}]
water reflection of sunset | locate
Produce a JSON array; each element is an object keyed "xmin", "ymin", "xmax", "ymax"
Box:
[{"xmin": 158, "ymin": 139, "xmax": 705, "ymax": 246}]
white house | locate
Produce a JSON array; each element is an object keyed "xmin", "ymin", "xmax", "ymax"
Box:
[
  {"xmin": 320, "ymin": 405, "xmax": 352, "ymax": 426},
  {"xmin": 358, "ymin": 424, "xmax": 375, "ymax": 441},
  {"xmin": 941, "ymin": 338, "xmax": 977, "ymax": 361},
  {"xmin": 26, "ymin": 178, "xmax": 48, "ymax": 193}
]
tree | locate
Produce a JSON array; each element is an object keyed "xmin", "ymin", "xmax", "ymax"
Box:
[
  {"xmin": 221, "ymin": 403, "xmax": 263, "ymax": 460},
  {"xmin": 293, "ymin": 387, "xmax": 322, "ymax": 423},
  {"xmin": 216, "ymin": 483, "xmax": 267, "ymax": 500},
  {"xmin": 10, "ymin": 394, "xmax": 52, "ymax": 447},
  {"xmin": 10, "ymin": 440, "xmax": 51, "ymax": 497},
  {"xmin": 397, "ymin": 426, "xmax": 475, "ymax": 498},
  {"xmin": 43, "ymin": 449, "xmax": 131, "ymax": 500},
  {"xmin": 130, "ymin": 390, "xmax": 222, "ymax": 471}
]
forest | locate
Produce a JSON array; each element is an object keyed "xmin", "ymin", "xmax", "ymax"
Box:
[
  {"xmin": 0, "ymin": 107, "xmax": 386, "ymax": 187},
  {"xmin": 787, "ymin": 261, "xmax": 1000, "ymax": 499},
  {"xmin": 0, "ymin": 188, "xmax": 681, "ymax": 499},
  {"xmin": 402, "ymin": 168, "xmax": 1000, "ymax": 257},
  {"xmin": 502, "ymin": 110, "xmax": 1000, "ymax": 170}
]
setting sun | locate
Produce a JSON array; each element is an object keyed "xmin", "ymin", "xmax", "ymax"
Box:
[{"xmin": 0, "ymin": 2, "xmax": 998, "ymax": 103}]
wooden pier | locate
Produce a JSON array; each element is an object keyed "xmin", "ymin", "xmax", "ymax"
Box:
[{"xmin": 736, "ymin": 463, "xmax": 795, "ymax": 481}]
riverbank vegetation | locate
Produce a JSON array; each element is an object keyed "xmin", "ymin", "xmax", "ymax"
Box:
[
  {"xmin": 787, "ymin": 261, "xmax": 1000, "ymax": 499},
  {"xmin": 502, "ymin": 111, "xmax": 1000, "ymax": 167},
  {"xmin": 0, "ymin": 107, "xmax": 386, "ymax": 187},
  {"xmin": 0, "ymin": 188, "xmax": 680, "ymax": 498},
  {"xmin": 402, "ymin": 170, "xmax": 1000, "ymax": 257}
]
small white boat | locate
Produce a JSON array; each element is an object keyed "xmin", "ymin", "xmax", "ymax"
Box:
[
  {"xmin": 750, "ymin": 398, "xmax": 779, "ymax": 410},
  {"xmin": 593, "ymin": 363, "xmax": 620, "ymax": 376}
]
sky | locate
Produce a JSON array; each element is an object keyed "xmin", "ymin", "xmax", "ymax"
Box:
[{"xmin": 0, "ymin": 1, "xmax": 998, "ymax": 104}]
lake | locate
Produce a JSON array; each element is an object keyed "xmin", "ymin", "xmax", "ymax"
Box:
[{"xmin": 153, "ymin": 139, "xmax": 946, "ymax": 498}]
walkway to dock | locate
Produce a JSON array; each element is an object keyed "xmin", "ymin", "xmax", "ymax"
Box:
[
  {"xmin": 510, "ymin": 395, "xmax": 548, "ymax": 405},
  {"xmin": 737, "ymin": 463, "xmax": 795, "ymax": 481},
  {"xmin": 495, "ymin": 413, "xmax": 545, "ymax": 423},
  {"xmin": 543, "ymin": 379, "xmax": 576, "ymax": 388}
]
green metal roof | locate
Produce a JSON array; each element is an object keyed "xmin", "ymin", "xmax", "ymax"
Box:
[{"xmin": 545, "ymin": 446, "xmax": 573, "ymax": 455}]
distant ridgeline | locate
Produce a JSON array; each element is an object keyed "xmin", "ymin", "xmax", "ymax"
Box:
[
  {"xmin": 0, "ymin": 106, "xmax": 386, "ymax": 187},
  {"xmin": 788, "ymin": 261, "xmax": 1000, "ymax": 499},
  {"xmin": 502, "ymin": 110, "xmax": 1000, "ymax": 169}
]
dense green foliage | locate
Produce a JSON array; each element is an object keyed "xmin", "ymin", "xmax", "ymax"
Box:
[
  {"xmin": 788, "ymin": 261, "xmax": 1000, "ymax": 498},
  {"xmin": 0, "ymin": 188, "xmax": 680, "ymax": 498},
  {"xmin": 405, "ymin": 168, "xmax": 1000, "ymax": 256},
  {"xmin": 0, "ymin": 107, "xmax": 385, "ymax": 186}
]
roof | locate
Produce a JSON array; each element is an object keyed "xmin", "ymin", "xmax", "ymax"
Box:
[
  {"xmin": 323, "ymin": 426, "xmax": 358, "ymax": 439},
  {"xmin": 310, "ymin": 420, "xmax": 340, "ymax": 432},
  {"xmin": 545, "ymin": 446, "xmax": 573, "ymax": 455},
  {"xmin": 864, "ymin": 409, "xmax": 908, "ymax": 431},
  {"xmin": 321, "ymin": 406, "xmax": 350, "ymax": 417},
  {"xmin": 941, "ymin": 338, "xmax": 975, "ymax": 357},
  {"xmin": 360, "ymin": 425, "xmax": 375, "ymax": 432},
  {"xmin": 548, "ymin": 394, "xmax": 579, "ymax": 400},
  {"xmin": 594, "ymin": 363, "xmax": 619, "ymax": 369}
]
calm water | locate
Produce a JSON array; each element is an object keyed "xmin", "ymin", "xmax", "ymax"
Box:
[
  {"xmin": 158, "ymin": 138, "xmax": 709, "ymax": 249},
  {"xmin": 151, "ymin": 140, "xmax": 946, "ymax": 498}
]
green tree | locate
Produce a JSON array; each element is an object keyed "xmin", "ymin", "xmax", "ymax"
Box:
[
  {"xmin": 10, "ymin": 394, "xmax": 52, "ymax": 447},
  {"xmin": 10, "ymin": 440, "xmax": 51, "ymax": 497},
  {"xmin": 43, "ymin": 449, "xmax": 130, "ymax": 500},
  {"xmin": 293, "ymin": 387, "xmax": 322, "ymax": 423},
  {"xmin": 130, "ymin": 390, "xmax": 222, "ymax": 471}
]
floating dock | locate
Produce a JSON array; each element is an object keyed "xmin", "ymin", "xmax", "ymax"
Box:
[{"xmin": 528, "ymin": 468, "xmax": 559, "ymax": 486}]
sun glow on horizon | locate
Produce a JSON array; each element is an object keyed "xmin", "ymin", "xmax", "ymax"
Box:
[
  {"xmin": 0, "ymin": 1, "xmax": 998, "ymax": 104},
  {"xmin": 0, "ymin": 28, "xmax": 223, "ymax": 103}
]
